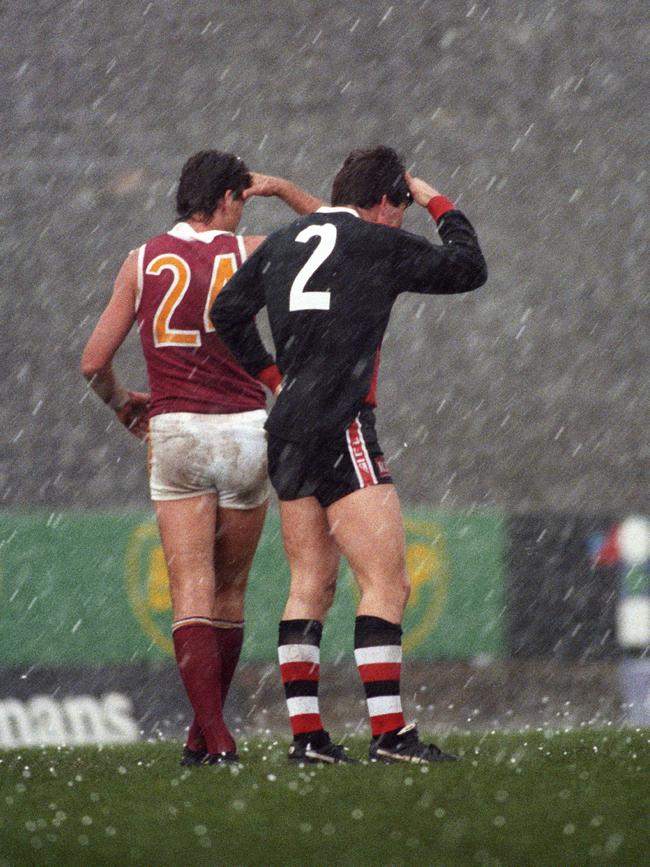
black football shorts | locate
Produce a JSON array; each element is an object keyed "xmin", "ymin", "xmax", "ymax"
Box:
[{"xmin": 267, "ymin": 406, "xmax": 392, "ymax": 507}]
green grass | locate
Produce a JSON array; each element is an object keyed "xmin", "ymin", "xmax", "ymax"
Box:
[{"xmin": 0, "ymin": 730, "xmax": 647, "ymax": 866}]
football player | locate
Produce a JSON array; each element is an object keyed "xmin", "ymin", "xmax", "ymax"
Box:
[
  {"xmin": 81, "ymin": 150, "xmax": 319, "ymax": 764},
  {"xmin": 212, "ymin": 146, "xmax": 487, "ymax": 764}
]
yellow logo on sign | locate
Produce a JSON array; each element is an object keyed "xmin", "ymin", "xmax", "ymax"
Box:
[
  {"xmin": 125, "ymin": 523, "xmax": 173, "ymax": 656},
  {"xmin": 124, "ymin": 517, "xmax": 449, "ymax": 658},
  {"xmin": 402, "ymin": 519, "xmax": 450, "ymax": 653}
]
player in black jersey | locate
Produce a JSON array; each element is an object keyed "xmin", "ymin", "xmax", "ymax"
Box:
[{"xmin": 212, "ymin": 146, "xmax": 487, "ymax": 764}]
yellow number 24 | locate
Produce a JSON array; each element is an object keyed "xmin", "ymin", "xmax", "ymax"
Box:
[{"xmin": 146, "ymin": 252, "xmax": 236, "ymax": 348}]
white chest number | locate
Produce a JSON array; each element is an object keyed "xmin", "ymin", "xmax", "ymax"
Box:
[{"xmin": 289, "ymin": 223, "xmax": 337, "ymax": 311}]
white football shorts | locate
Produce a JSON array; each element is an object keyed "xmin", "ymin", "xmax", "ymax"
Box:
[{"xmin": 148, "ymin": 410, "xmax": 269, "ymax": 508}]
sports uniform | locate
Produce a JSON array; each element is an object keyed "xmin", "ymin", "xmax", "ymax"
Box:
[
  {"xmin": 136, "ymin": 221, "xmax": 269, "ymax": 506},
  {"xmin": 212, "ymin": 199, "xmax": 486, "ymax": 504}
]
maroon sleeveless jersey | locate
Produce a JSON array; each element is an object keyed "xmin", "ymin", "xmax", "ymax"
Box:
[{"xmin": 136, "ymin": 222, "xmax": 266, "ymax": 417}]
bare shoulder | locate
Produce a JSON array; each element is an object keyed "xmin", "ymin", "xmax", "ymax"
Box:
[
  {"xmin": 113, "ymin": 247, "xmax": 140, "ymax": 298},
  {"xmin": 243, "ymin": 235, "xmax": 266, "ymax": 257}
]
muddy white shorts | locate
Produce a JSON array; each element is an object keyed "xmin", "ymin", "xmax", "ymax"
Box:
[{"xmin": 148, "ymin": 410, "xmax": 269, "ymax": 508}]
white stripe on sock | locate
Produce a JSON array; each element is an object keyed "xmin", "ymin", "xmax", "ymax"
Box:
[
  {"xmin": 366, "ymin": 695, "xmax": 403, "ymax": 717},
  {"xmin": 354, "ymin": 645, "xmax": 402, "ymax": 665},
  {"xmin": 286, "ymin": 696, "xmax": 320, "ymax": 716},
  {"xmin": 278, "ymin": 644, "xmax": 320, "ymax": 665}
]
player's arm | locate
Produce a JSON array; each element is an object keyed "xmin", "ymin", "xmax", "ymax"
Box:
[
  {"xmin": 398, "ymin": 174, "xmax": 487, "ymax": 295},
  {"xmin": 241, "ymin": 173, "xmax": 322, "ymax": 256},
  {"xmin": 80, "ymin": 249, "xmax": 150, "ymax": 439},
  {"xmin": 210, "ymin": 249, "xmax": 282, "ymax": 394},
  {"xmin": 243, "ymin": 172, "xmax": 322, "ymax": 216}
]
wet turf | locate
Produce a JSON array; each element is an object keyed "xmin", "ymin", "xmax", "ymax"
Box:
[{"xmin": 1, "ymin": 729, "xmax": 648, "ymax": 866}]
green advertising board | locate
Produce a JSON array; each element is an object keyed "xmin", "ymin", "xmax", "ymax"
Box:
[{"xmin": 0, "ymin": 509, "xmax": 506, "ymax": 664}]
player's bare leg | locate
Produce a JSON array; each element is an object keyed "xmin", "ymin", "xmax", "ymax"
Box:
[
  {"xmin": 275, "ymin": 498, "xmax": 353, "ymax": 762},
  {"xmin": 326, "ymin": 483, "xmax": 410, "ymax": 624},
  {"xmin": 155, "ymin": 494, "xmax": 237, "ymax": 762},
  {"xmin": 281, "ymin": 497, "xmax": 340, "ymax": 622},
  {"xmin": 211, "ymin": 501, "xmax": 268, "ymax": 705},
  {"xmin": 155, "ymin": 494, "xmax": 219, "ymax": 620},
  {"xmin": 326, "ymin": 483, "xmax": 457, "ymax": 762},
  {"xmin": 327, "ymin": 485, "xmax": 410, "ymax": 736}
]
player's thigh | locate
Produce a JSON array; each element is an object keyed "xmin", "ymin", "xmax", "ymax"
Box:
[
  {"xmin": 154, "ymin": 494, "xmax": 218, "ymax": 614},
  {"xmin": 326, "ymin": 484, "xmax": 407, "ymax": 587},
  {"xmin": 280, "ymin": 497, "xmax": 340, "ymax": 582},
  {"xmin": 214, "ymin": 501, "xmax": 268, "ymax": 587},
  {"xmin": 155, "ymin": 494, "xmax": 218, "ymax": 572}
]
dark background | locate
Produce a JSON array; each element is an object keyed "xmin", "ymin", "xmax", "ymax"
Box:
[{"xmin": 2, "ymin": 0, "xmax": 647, "ymax": 513}]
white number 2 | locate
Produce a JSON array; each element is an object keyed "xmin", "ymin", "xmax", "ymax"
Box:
[{"xmin": 289, "ymin": 223, "xmax": 337, "ymax": 311}]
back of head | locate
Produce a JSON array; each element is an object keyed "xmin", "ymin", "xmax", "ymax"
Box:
[
  {"xmin": 331, "ymin": 146, "xmax": 411, "ymax": 209},
  {"xmin": 176, "ymin": 150, "xmax": 251, "ymax": 220}
]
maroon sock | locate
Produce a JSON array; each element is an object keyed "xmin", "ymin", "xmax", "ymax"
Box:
[
  {"xmin": 185, "ymin": 717, "xmax": 205, "ymax": 753},
  {"xmin": 172, "ymin": 622, "xmax": 235, "ymax": 755},
  {"xmin": 184, "ymin": 622, "xmax": 244, "ymax": 752},
  {"xmin": 215, "ymin": 623, "xmax": 244, "ymax": 702}
]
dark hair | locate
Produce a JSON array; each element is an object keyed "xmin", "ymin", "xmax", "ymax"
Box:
[
  {"xmin": 175, "ymin": 150, "xmax": 251, "ymax": 220},
  {"xmin": 331, "ymin": 146, "xmax": 412, "ymax": 209}
]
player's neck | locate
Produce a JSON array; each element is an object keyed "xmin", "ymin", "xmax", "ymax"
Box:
[{"xmin": 186, "ymin": 214, "xmax": 234, "ymax": 233}]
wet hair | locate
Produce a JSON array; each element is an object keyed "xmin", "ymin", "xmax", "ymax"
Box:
[
  {"xmin": 331, "ymin": 146, "xmax": 412, "ymax": 209},
  {"xmin": 175, "ymin": 150, "xmax": 251, "ymax": 220}
]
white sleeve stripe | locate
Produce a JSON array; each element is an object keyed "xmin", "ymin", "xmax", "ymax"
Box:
[
  {"xmin": 366, "ymin": 695, "xmax": 403, "ymax": 716},
  {"xmin": 354, "ymin": 646, "xmax": 402, "ymax": 665},
  {"xmin": 286, "ymin": 696, "xmax": 320, "ymax": 716},
  {"xmin": 237, "ymin": 235, "xmax": 247, "ymax": 263},
  {"xmin": 278, "ymin": 644, "xmax": 320, "ymax": 665}
]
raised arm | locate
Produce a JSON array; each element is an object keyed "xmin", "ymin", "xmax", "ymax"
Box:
[
  {"xmin": 243, "ymin": 172, "xmax": 322, "ymax": 216},
  {"xmin": 241, "ymin": 172, "xmax": 322, "ymax": 256},
  {"xmin": 80, "ymin": 249, "xmax": 150, "ymax": 439},
  {"xmin": 397, "ymin": 174, "xmax": 487, "ymax": 295}
]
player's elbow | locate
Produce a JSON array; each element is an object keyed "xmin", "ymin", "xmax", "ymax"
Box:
[
  {"xmin": 454, "ymin": 256, "xmax": 487, "ymax": 293},
  {"xmin": 469, "ymin": 256, "xmax": 488, "ymax": 290},
  {"xmin": 80, "ymin": 348, "xmax": 105, "ymax": 382}
]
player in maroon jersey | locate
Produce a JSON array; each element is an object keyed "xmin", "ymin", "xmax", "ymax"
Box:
[{"xmin": 81, "ymin": 150, "xmax": 318, "ymax": 764}]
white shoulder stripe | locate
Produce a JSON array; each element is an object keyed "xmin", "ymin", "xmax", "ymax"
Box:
[
  {"xmin": 237, "ymin": 234, "xmax": 247, "ymax": 263},
  {"xmin": 135, "ymin": 244, "xmax": 145, "ymax": 312}
]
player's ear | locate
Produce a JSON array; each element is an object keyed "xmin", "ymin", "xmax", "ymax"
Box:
[
  {"xmin": 375, "ymin": 194, "xmax": 390, "ymax": 224},
  {"xmin": 223, "ymin": 189, "xmax": 234, "ymax": 209}
]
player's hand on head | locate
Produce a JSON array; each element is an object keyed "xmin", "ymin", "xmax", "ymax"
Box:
[
  {"xmin": 405, "ymin": 172, "xmax": 441, "ymax": 207},
  {"xmin": 242, "ymin": 172, "xmax": 279, "ymax": 200},
  {"xmin": 115, "ymin": 390, "xmax": 150, "ymax": 441}
]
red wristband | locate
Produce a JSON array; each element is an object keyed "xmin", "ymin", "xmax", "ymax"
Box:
[
  {"xmin": 257, "ymin": 363, "xmax": 282, "ymax": 393},
  {"xmin": 427, "ymin": 195, "xmax": 455, "ymax": 221}
]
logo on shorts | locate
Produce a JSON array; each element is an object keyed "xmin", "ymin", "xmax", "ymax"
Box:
[
  {"xmin": 402, "ymin": 519, "xmax": 450, "ymax": 654},
  {"xmin": 374, "ymin": 455, "xmax": 391, "ymax": 479},
  {"xmin": 125, "ymin": 522, "xmax": 173, "ymax": 657}
]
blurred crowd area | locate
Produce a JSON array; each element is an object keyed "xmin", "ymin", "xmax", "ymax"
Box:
[{"xmin": 2, "ymin": 0, "xmax": 647, "ymax": 513}]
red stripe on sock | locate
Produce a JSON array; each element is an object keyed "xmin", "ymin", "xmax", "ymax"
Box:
[
  {"xmin": 370, "ymin": 712, "xmax": 406, "ymax": 737},
  {"xmin": 280, "ymin": 661, "xmax": 321, "ymax": 682},
  {"xmin": 357, "ymin": 662, "xmax": 401, "ymax": 682},
  {"xmin": 291, "ymin": 713, "xmax": 324, "ymax": 735}
]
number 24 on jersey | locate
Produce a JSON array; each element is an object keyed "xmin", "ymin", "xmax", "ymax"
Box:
[{"xmin": 146, "ymin": 252, "xmax": 236, "ymax": 348}]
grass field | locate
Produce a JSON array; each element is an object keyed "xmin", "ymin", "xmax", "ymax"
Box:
[{"xmin": 0, "ymin": 729, "xmax": 647, "ymax": 866}]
